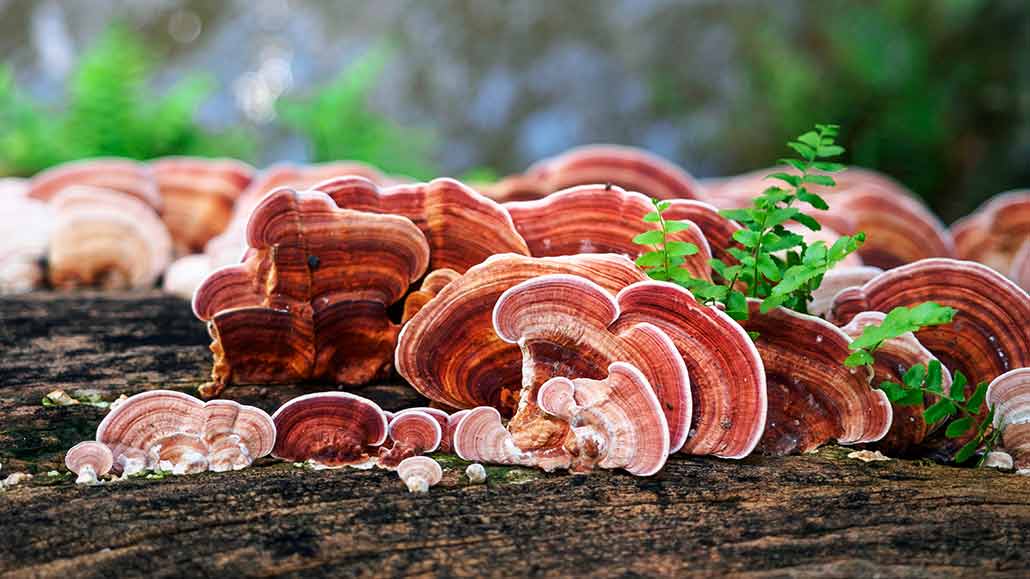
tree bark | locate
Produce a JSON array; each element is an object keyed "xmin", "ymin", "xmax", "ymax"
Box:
[{"xmin": 1, "ymin": 292, "xmax": 1028, "ymax": 578}]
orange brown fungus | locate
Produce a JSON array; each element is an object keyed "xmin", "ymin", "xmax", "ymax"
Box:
[
  {"xmin": 395, "ymin": 253, "xmax": 647, "ymax": 416},
  {"xmin": 840, "ymin": 312, "xmax": 952, "ymax": 456},
  {"xmin": 739, "ymin": 301, "xmax": 891, "ymax": 455},
  {"xmin": 192, "ymin": 188, "xmax": 429, "ymax": 395},
  {"xmin": 27, "ymin": 157, "xmax": 161, "ymax": 209},
  {"xmin": 482, "ymin": 144, "xmax": 703, "ymax": 203},
  {"xmin": 151, "ymin": 157, "xmax": 255, "ymax": 255},
  {"xmin": 504, "ymin": 184, "xmax": 713, "ymax": 282},
  {"xmin": 829, "ymin": 259, "xmax": 1030, "ymax": 391},
  {"xmin": 952, "ymin": 190, "xmax": 1030, "ymax": 288},
  {"xmin": 315, "ymin": 176, "xmax": 530, "ymax": 273}
]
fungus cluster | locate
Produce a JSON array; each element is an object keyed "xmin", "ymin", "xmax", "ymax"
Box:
[{"xmin": 64, "ymin": 390, "xmax": 275, "ymax": 481}]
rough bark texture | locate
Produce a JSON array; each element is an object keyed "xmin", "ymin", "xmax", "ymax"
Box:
[{"xmin": 1, "ymin": 292, "xmax": 1029, "ymax": 578}]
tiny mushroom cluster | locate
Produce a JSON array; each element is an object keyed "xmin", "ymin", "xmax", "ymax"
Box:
[{"xmin": 49, "ymin": 143, "xmax": 1030, "ymax": 488}]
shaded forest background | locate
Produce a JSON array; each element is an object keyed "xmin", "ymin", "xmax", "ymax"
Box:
[{"xmin": 1, "ymin": 0, "xmax": 1027, "ymax": 221}]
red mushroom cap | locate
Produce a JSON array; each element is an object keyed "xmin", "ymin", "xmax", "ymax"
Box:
[
  {"xmin": 829, "ymin": 259, "xmax": 1030, "ymax": 390},
  {"xmin": 740, "ymin": 301, "xmax": 892, "ymax": 455},
  {"xmin": 192, "ymin": 187, "xmax": 430, "ymax": 393},
  {"xmin": 151, "ymin": 157, "xmax": 255, "ymax": 255},
  {"xmin": 402, "ymin": 268, "xmax": 462, "ymax": 323},
  {"xmin": 808, "ymin": 266, "xmax": 883, "ymax": 319},
  {"xmin": 315, "ymin": 176, "xmax": 530, "ymax": 273},
  {"xmin": 396, "ymin": 253, "xmax": 647, "ymax": 415},
  {"xmin": 840, "ymin": 311, "xmax": 953, "ymax": 455},
  {"xmin": 96, "ymin": 390, "xmax": 275, "ymax": 474},
  {"xmin": 65, "ymin": 441, "xmax": 115, "ymax": 477},
  {"xmin": 378, "ymin": 409, "xmax": 444, "ymax": 468},
  {"xmin": 504, "ymin": 184, "xmax": 713, "ymax": 281},
  {"xmin": 611, "ymin": 281, "xmax": 767, "ymax": 458},
  {"xmin": 47, "ymin": 186, "xmax": 172, "ymax": 290},
  {"xmin": 28, "ymin": 157, "xmax": 160, "ymax": 209},
  {"xmin": 271, "ymin": 392, "xmax": 389, "ymax": 467},
  {"xmin": 986, "ymin": 368, "xmax": 1030, "ymax": 472},
  {"xmin": 492, "ymin": 273, "xmax": 690, "ymax": 453}
]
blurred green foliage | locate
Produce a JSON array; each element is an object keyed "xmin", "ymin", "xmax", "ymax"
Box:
[
  {"xmin": 277, "ymin": 48, "xmax": 438, "ymax": 180},
  {"xmin": 727, "ymin": 0, "xmax": 1029, "ymax": 220},
  {"xmin": 0, "ymin": 26, "xmax": 254, "ymax": 175}
]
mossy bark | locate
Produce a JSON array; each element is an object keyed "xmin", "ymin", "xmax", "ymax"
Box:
[{"xmin": 1, "ymin": 293, "xmax": 1028, "ymax": 577}]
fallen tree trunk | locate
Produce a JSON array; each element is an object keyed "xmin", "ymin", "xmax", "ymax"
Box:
[{"xmin": 1, "ymin": 292, "xmax": 1028, "ymax": 577}]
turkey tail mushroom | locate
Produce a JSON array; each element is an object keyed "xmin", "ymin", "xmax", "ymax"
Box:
[
  {"xmin": 315, "ymin": 176, "xmax": 530, "ymax": 272},
  {"xmin": 611, "ymin": 281, "xmax": 766, "ymax": 459},
  {"xmin": 829, "ymin": 259, "xmax": 1030, "ymax": 391},
  {"xmin": 95, "ymin": 390, "xmax": 274, "ymax": 475},
  {"xmin": 986, "ymin": 368, "xmax": 1030, "ymax": 473},
  {"xmin": 65, "ymin": 441, "xmax": 114, "ymax": 484},
  {"xmin": 483, "ymin": 144, "xmax": 702, "ymax": 202},
  {"xmin": 492, "ymin": 274, "xmax": 691, "ymax": 453},
  {"xmin": 27, "ymin": 158, "xmax": 160, "ymax": 209},
  {"xmin": 396, "ymin": 253, "xmax": 647, "ymax": 415},
  {"xmin": 47, "ymin": 186, "xmax": 172, "ymax": 290},
  {"xmin": 271, "ymin": 392, "xmax": 388, "ymax": 467},
  {"xmin": 840, "ymin": 311, "xmax": 952, "ymax": 455},
  {"xmin": 378, "ymin": 410, "xmax": 443, "ymax": 468},
  {"xmin": 151, "ymin": 157, "xmax": 254, "ymax": 255},
  {"xmin": 503, "ymin": 184, "xmax": 713, "ymax": 281},
  {"xmin": 192, "ymin": 187, "xmax": 429, "ymax": 394},
  {"xmin": 739, "ymin": 301, "xmax": 892, "ymax": 455},
  {"xmin": 952, "ymin": 190, "xmax": 1030, "ymax": 288}
]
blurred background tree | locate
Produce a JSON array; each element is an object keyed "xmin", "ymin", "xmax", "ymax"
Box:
[{"xmin": 0, "ymin": 0, "xmax": 1026, "ymax": 221}]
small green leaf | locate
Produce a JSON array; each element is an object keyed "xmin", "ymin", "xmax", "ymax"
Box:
[
  {"xmin": 756, "ymin": 253, "xmax": 781, "ymax": 282},
  {"xmin": 817, "ymin": 144, "xmax": 845, "ymax": 157},
  {"xmin": 792, "ymin": 212, "xmax": 822, "ymax": 231},
  {"xmin": 767, "ymin": 172, "xmax": 801, "ymax": 187},
  {"xmin": 656, "ymin": 200, "xmax": 671, "ymax": 211},
  {"xmin": 926, "ymin": 360, "xmax": 943, "ymax": 393},
  {"xmin": 902, "ymin": 364, "xmax": 926, "ymax": 389},
  {"xmin": 945, "ymin": 417, "xmax": 974, "ymax": 439},
  {"xmin": 632, "ymin": 230, "xmax": 665, "ymax": 245},
  {"xmin": 666, "ymin": 241, "xmax": 699, "ymax": 256},
  {"xmin": 777, "ymin": 158, "xmax": 807, "ymax": 172},
  {"xmin": 951, "ymin": 371, "xmax": 968, "ymax": 400},
  {"xmin": 643, "ymin": 211, "xmax": 662, "ymax": 223},
  {"xmin": 787, "ymin": 141, "xmax": 816, "ymax": 160},
  {"xmin": 924, "ymin": 398, "xmax": 957, "ymax": 424},
  {"xmin": 725, "ymin": 290, "xmax": 748, "ymax": 320},
  {"xmin": 733, "ymin": 229, "xmax": 761, "ymax": 248},
  {"xmin": 797, "ymin": 190, "xmax": 829, "ymax": 210},
  {"xmin": 967, "ymin": 381, "xmax": 989, "ymax": 414},
  {"xmin": 803, "ymin": 174, "xmax": 836, "ymax": 187},
  {"xmin": 897, "ymin": 388, "xmax": 925, "ymax": 407},
  {"xmin": 664, "ymin": 220, "xmax": 692, "ymax": 233},
  {"xmin": 954, "ymin": 439, "xmax": 980, "ymax": 464},
  {"xmin": 844, "ymin": 350, "xmax": 874, "ymax": 367},
  {"xmin": 812, "ymin": 161, "xmax": 846, "ymax": 172},
  {"xmin": 747, "ymin": 331, "xmax": 760, "ymax": 340},
  {"xmin": 719, "ymin": 208, "xmax": 752, "ymax": 223},
  {"xmin": 877, "ymin": 381, "xmax": 906, "ymax": 402},
  {"xmin": 635, "ymin": 252, "xmax": 665, "ymax": 267}
]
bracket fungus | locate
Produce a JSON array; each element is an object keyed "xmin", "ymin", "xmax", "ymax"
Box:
[
  {"xmin": 952, "ymin": 190, "xmax": 1030, "ymax": 287},
  {"xmin": 823, "ymin": 188, "xmax": 955, "ymax": 270},
  {"xmin": 484, "ymin": 144, "xmax": 702, "ymax": 203},
  {"xmin": 96, "ymin": 390, "xmax": 275, "ymax": 475},
  {"xmin": 611, "ymin": 281, "xmax": 767, "ymax": 458},
  {"xmin": 739, "ymin": 301, "xmax": 891, "ymax": 455},
  {"xmin": 453, "ymin": 363, "xmax": 671, "ymax": 476},
  {"xmin": 396, "ymin": 253, "xmax": 647, "ymax": 415},
  {"xmin": 47, "ymin": 186, "xmax": 172, "ymax": 290},
  {"xmin": 986, "ymin": 368, "xmax": 1030, "ymax": 473},
  {"xmin": 402, "ymin": 268, "xmax": 461, "ymax": 323},
  {"xmin": 0, "ymin": 187, "xmax": 53, "ymax": 294},
  {"xmin": 192, "ymin": 187, "xmax": 430, "ymax": 393},
  {"xmin": 503, "ymin": 184, "xmax": 713, "ymax": 281},
  {"xmin": 378, "ymin": 409, "xmax": 443, "ymax": 468},
  {"xmin": 271, "ymin": 392, "xmax": 388, "ymax": 467},
  {"xmin": 807, "ymin": 266, "xmax": 883, "ymax": 319},
  {"xmin": 492, "ymin": 274, "xmax": 691, "ymax": 453},
  {"xmin": 65, "ymin": 441, "xmax": 114, "ymax": 484},
  {"xmin": 204, "ymin": 161, "xmax": 396, "ymax": 269},
  {"xmin": 151, "ymin": 157, "xmax": 255, "ymax": 255},
  {"xmin": 27, "ymin": 157, "xmax": 161, "ymax": 209},
  {"xmin": 396, "ymin": 456, "xmax": 443, "ymax": 493},
  {"xmin": 315, "ymin": 176, "xmax": 530, "ymax": 273},
  {"xmin": 840, "ymin": 311, "xmax": 952, "ymax": 455},
  {"xmin": 829, "ymin": 259, "xmax": 1030, "ymax": 390}
]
